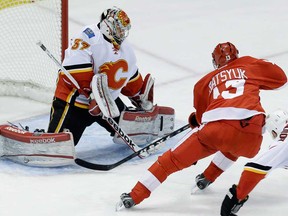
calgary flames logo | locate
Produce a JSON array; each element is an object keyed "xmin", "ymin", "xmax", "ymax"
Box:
[
  {"xmin": 117, "ymin": 10, "xmax": 130, "ymax": 27},
  {"xmin": 99, "ymin": 60, "xmax": 129, "ymax": 89}
]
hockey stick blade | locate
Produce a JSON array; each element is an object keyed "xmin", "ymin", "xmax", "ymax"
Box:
[{"xmin": 74, "ymin": 124, "xmax": 190, "ymax": 171}]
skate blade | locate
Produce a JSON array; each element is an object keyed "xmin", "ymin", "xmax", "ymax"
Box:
[
  {"xmin": 191, "ymin": 183, "xmax": 200, "ymax": 194},
  {"xmin": 115, "ymin": 200, "xmax": 125, "ymax": 211}
]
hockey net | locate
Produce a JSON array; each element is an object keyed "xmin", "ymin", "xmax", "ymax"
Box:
[{"xmin": 0, "ymin": 0, "xmax": 68, "ymax": 103}]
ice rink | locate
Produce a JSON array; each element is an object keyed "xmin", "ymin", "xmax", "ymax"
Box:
[{"xmin": 1, "ymin": 0, "xmax": 288, "ymax": 215}]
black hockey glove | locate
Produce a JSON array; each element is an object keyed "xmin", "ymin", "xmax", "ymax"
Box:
[
  {"xmin": 188, "ymin": 112, "xmax": 200, "ymax": 129},
  {"xmin": 221, "ymin": 184, "xmax": 249, "ymax": 216}
]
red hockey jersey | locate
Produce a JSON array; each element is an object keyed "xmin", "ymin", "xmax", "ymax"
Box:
[{"xmin": 193, "ymin": 56, "xmax": 287, "ymax": 123}]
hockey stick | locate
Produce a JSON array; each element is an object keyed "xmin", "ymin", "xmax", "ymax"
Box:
[
  {"xmin": 36, "ymin": 41, "xmax": 148, "ymax": 158},
  {"xmin": 102, "ymin": 115, "xmax": 149, "ymax": 158},
  {"xmin": 36, "ymin": 41, "xmax": 87, "ymax": 97},
  {"xmin": 74, "ymin": 124, "xmax": 190, "ymax": 171}
]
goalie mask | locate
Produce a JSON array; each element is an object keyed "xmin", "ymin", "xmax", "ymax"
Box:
[
  {"xmin": 265, "ymin": 109, "xmax": 288, "ymax": 139},
  {"xmin": 100, "ymin": 7, "xmax": 131, "ymax": 48},
  {"xmin": 212, "ymin": 42, "xmax": 239, "ymax": 69}
]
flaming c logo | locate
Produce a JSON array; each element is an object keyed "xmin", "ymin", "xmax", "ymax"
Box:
[
  {"xmin": 99, "ymin": 60, "xmax": 129, "ymax": 90},
  {"xmin": 117, "ymin": 10, "xmax": 130, "ymax": 27}
]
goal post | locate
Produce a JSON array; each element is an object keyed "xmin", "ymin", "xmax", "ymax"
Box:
[{"xmin": 0, "ymin": 0, "xmax": 68, "ymax": 103}]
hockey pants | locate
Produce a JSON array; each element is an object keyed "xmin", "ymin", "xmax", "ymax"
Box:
[{"xmin": 130, "ymin": 114, "xmax": 265, "ymax": 204}]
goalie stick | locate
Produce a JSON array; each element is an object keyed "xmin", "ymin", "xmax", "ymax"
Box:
[
  {"xmin": 36, "ymin": 41, "xmax": 149, "ymax": 159},
  {"xmin": 74, "ymin": 124, "xmax": 190, "ymax": 171},
  {"xmin": 36, "ymin": 41, "xmax": 86, "ymax": 96},
  {"xmin": 102, "ymin": 115, "xmax": 149, "ymax": 158}
]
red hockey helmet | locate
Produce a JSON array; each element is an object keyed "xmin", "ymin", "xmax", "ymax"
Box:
[{"xmin": 212, "ymin": 42, "xmax": 239, "ymax": 69}]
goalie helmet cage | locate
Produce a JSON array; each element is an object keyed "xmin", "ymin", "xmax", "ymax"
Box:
[{"xmin": 0, "ymin": 0, "xmax": 68, "ymax": 103}]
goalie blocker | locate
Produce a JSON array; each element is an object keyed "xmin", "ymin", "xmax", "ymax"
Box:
[
  {"xmin": 0, "ymin": 125, "xmax": 75, "ymax": 167},
  {"xmin": 113, "ymin": 105, "xmax": 175, "ymax": 145}
]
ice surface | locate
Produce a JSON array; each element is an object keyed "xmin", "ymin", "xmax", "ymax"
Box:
[{"xmin": 1, "ymin": 0, "xmax": 288, "ymax": 215}]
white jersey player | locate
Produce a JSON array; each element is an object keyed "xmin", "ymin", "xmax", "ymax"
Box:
[
  {"xmin": 0, "ymin": 7, "xmax": 175, "ymax": 168},
  {"xmin": 221, "ymin": 109, "xmax": 288, "ymax": 215},
  {"xmin": 0, "ymin": 7, "xmax": 176, "ymax": 168},
  {"xmin": 47, "ymin": 6, "xmax": 156, "ymax": 145}
]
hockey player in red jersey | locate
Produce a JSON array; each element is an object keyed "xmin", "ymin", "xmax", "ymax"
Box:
[
  {"xmin": 47, "ymin": 7, "xmax": 155, "ymax": 145},
  {"xmin": 221, "ymin": 109, "xmax": 288, "ymax": 215},
  {"xmin": 116, "ymin": 42, "xmax": 287, "ymax": 210}
]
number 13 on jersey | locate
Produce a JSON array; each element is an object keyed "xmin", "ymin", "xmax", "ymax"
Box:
[{"xmin": 213, "ymin": 79, "xmax": 245, "ymax": 99}]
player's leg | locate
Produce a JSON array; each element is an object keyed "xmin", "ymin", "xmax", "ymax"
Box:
[
  {"xmin": 121, "ymin": 129, "xmax": 217, "ymax": 207},
  {"xmin": 192, "ymin": 115, "xmax": 264, "ymax": 192},
  {"xmin": 193, "ymin": 151, "xmax": 238, "ymax": 191},
  {"xmin": 47, "ymin": 97, "xmax": 90, "ymax": 145}
]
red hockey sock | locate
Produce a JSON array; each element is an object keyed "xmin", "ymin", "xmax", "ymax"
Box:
[
  {"xmin": 130, "ymin": 182, "xmax": 151, "ymax": 205},
  {"xmin": 203, "ymin": 162, "xmax": 224, "ymax": 182},
  {"xmin": 236, "ymin": 170, "xmax": 266, "ymax": 200}
]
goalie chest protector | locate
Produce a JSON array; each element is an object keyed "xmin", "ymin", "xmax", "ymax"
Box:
[{"xmin": 113, "ymin": 105, "xmax": 175, "ymax": 145}]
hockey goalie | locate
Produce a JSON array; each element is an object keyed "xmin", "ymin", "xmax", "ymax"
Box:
[
  {"xmin": 0, "ymin": 73, "xmax": 175, "ymax": 167},
  {"xmin": 0, "ymin": 7, "xmax": 176, "ymax": 167}
]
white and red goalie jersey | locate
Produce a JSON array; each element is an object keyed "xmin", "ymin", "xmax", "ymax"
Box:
[{"xmin": 55, "ymin": 24, "xmax": 146, "ymax": 109}]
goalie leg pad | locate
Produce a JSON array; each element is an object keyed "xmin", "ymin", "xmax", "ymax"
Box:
[
  {"xmin": 113, "ymin": 106, "xmax": 175, "ymax": 145},
  {"xmin": 0, "ymin": 125, "xmax": 75, "ymax": 167}
]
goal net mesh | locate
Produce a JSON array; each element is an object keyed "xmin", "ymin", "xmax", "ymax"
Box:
[{"xmin": 0, "ymin": 0, "xmax": 67, "ymax": 103}]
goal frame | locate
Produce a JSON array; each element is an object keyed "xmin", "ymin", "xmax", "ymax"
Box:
[
  {"xmin": 61, "ymin": 0, "xmax": 68, "ymax": 61},
  {"xmin": 0, "ymin": 0, "xmax": 69, "ymax": 103}
]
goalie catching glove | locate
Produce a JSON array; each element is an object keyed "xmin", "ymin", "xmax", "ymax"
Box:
[{"xmin": 129, "ymin": 73, "xmax": 154, "ymax": 111}]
